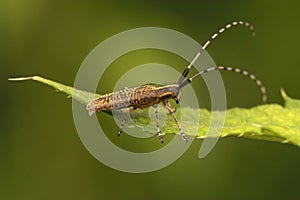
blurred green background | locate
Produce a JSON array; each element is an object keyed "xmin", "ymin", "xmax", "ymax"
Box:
[{"xmin": 1, "ymin": 0, "xmax": 300, "ymax": 199}]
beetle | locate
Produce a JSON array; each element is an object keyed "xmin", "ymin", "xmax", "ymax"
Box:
[{"xmin": 86, "ymin": 21, "xmax": 267, "ymax": 143}]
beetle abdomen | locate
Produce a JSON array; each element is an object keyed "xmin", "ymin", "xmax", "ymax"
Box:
[{"xmin": 86, "ymin": 84, "xmax": 161, "ymax": 115}]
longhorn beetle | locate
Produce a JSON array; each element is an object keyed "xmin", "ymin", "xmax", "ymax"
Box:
[{"xmin": 86, "ymin": 21, "xmax": 267, "ymax": 143}]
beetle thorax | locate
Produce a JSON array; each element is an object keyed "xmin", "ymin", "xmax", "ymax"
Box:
[{"xmin": 157, "ymin": 84, "xmax": 181, "ymax": 103}]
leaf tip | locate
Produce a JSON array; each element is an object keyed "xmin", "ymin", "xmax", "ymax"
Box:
[
  {"xmin": 281, "ymin": 139, "xmax": 289, "ymax": 144},
  {"xmin": 280, "ymin": 88, "xmax": 287, "ymax": 98},
  {"xmin": 8, "ymin": 77, "xmax": 33, "ymax": 81},
  {"xmin": 8, "ymin": 76, "xmax": 43, "ymax": 81}
]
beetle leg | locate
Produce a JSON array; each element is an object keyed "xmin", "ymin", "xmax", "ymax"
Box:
[
  {"xmin": 153, "ymin": 104, "xmax": 163, "ymax": 143},
  {"xmin": 164, "ymin": 102, "xmax": 188, "ymax": 142},
  {"xmin": 117, "ymin": 112, "xmax": 126, "ymax": 136},
  {"xmin": 117, "ymin": 107, "xmax": 134, "ymax": 136}
]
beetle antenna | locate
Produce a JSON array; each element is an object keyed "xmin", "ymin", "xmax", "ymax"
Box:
[
  {"xmin": 179, "ymin": 66, "xmax": 267, "ymax": 103},
  {"xmin": 178, "ymin": 21, "xmax": 255, "ymax": 84}
]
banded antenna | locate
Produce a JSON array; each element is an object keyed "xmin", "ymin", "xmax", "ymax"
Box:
[{"xmin": 177, "ymin": 21, "xmax": 255, "ymax": 85}]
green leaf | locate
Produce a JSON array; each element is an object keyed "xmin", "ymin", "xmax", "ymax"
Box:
[
  {"xmin": 9, "ymin": 76, "xmax": 100, "ymax": 104},
  {"xmin": 9, "ymin": 76, "xmax": 300, "ymax": 147},
  {"xmin": 280, "ymin": 88, "xmax": 300, "ymax": 109}
]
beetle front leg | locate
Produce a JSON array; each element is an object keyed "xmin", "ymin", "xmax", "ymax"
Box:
[{"xmin": 164, "ymin": 101, "xmax": 188, "ymax": 142}]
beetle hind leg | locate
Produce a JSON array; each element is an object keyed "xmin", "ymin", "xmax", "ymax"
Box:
[{"xmin": 117, "ymin": 112, "xmax": 126, "ymax": 136}]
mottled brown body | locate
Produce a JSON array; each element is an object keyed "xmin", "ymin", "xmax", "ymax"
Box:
[{"xmin": 86, "ymin": 84, "xmax": 181, "ymax": 116}]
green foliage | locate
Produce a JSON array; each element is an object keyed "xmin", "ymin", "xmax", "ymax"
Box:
[{"xmin": 9, "ymin": 76, "xmax": 300, "ymax": 147}]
